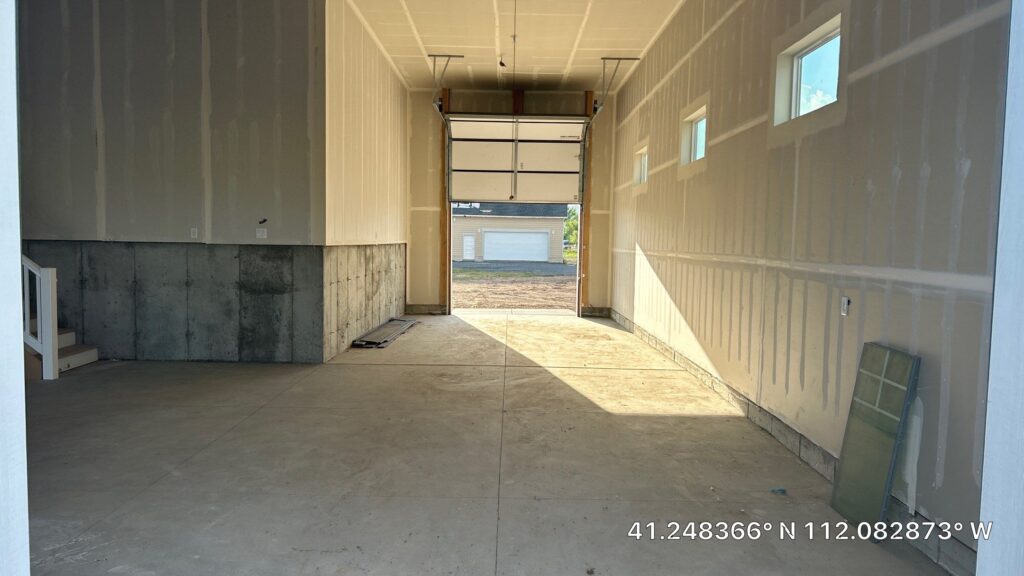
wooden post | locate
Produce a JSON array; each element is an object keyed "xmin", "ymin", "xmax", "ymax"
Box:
[
  {"xmin": 579, "ymin": 90, "xmax": 595, "ymax": 316},
  {"xmin": 439, "ymin": 88, "xmax": 451, "ymax": 313}
]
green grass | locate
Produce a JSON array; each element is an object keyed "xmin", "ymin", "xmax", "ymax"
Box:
[
  {"xmin": 563, "ymin": 248, "xmax": 578, "ymax": 264},
  {"xmin": 451, "ymin": 268, "xmax": 538, "ymax": 280}
]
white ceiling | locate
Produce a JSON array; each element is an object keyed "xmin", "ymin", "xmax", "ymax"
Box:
[{"xmin": 348, "ymin": 0, "xmax": 685, "ymax": 91}]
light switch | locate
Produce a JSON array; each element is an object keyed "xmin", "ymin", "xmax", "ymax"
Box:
[{"xmin": 840, "ymin": 296, "xmax": 852, "ymax": 317}]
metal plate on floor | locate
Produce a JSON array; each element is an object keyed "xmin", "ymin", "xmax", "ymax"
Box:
[
  {"xmin": 832, "ymin": 342, "xmax": 920, "ymax": 525},
  {"xmin": 351, "ymin": 319, "xmax": 418, "ymax": 349}
]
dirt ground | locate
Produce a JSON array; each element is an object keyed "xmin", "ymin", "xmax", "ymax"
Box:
[{"xmin": 452, "ymin": 275, "xmax": 577, "ymax": 310}]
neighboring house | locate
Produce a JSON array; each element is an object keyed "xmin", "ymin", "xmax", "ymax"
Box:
[{"xmin": 452, "ymin": 203, "xmax": 567, "ymax": 263}]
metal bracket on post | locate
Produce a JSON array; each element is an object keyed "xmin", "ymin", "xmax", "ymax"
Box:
[
  {"xmin": 594, "ymin": 57, "xmax": 640, "ymax": 118},
  {"xmin": 428, "ymin": 54, "xmax": 464, "ymax": 115}
]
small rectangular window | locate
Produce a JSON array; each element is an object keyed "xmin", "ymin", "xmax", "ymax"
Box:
[
  {"xmin": 793, "ymin": 32, "xmax": 840, "ymax": 118},
  {"xmin": 680, "ymin": 106, "xmax": 708, "ymax": 167},
  {"xmin": 634, "ymin": 147, "xmax": 649, "ymax": 185},
  {"xmin": 772, "ymin": 13, "xmax": 842, "ymax": 127}
]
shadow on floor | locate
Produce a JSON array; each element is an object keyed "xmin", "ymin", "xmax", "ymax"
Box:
[{"xmin": 25, "ymin": 312, "xmax": 943, "ymax": 576}]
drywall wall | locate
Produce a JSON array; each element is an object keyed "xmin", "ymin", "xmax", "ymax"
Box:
[
  {"xmin": 978, "ymin": 0, "xmax": 1024, "ymax": 571},
  {"xmin": 407, "ymin": 92, "xmax": 445, "ymax": 310},
  {"xmin": 18, "ymin": 0, "xmax": 326, "ymax": 245},
  {"xmin": 324, "ymin": 0, "xmax": 408, "ymax": 246},
  {"xmin": 406, "ymin": 90, "xmax": 612, "ymax": 310},
  {"xmin": 611, "ymin": 0, "xmax": 1007, "ymax": 548},
  {"xmin": 1, "ymin": 0, "xmax": 30, "ymax": 571}
]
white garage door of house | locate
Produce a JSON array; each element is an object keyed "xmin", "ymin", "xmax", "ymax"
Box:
[{"xmin": 483, "ymin": 231, "xmax": 548, "ymax": 262}]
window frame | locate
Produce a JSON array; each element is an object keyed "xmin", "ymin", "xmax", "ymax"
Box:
[
  {"xmin": 790, "ymin": 29, "xmax": 841, "ymax": 120},
  {"xmin": 768, "ymin": 0, "xmax": 848, "ymax": 147},
  {"xmin": 678, "ymin": 94, "xmax": 709, "ymax": 180}
]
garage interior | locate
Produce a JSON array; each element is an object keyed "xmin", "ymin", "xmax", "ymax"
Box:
[{"xmin": 4, "ymin": 0, "xmax": 1024, "ymax": 575}]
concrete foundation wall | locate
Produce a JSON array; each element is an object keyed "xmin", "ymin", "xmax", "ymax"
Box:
[
  {"xmin": 24, "ymin": 240, "xmax": 326, "ymax": 363},
  {"xmin": 611, "ymin": 0, "xmax": 1008, "ymax": 550},
  {"xmin": 25, "ymin": 240, "xmax": 407, "ymax": 364},
  {"xmin": 18, "ymin": 0, "xmax": 326, "ymax": 245},
  {"xmin": 322, "ymin": 244, "xmax": 406, "ymax": 361}
]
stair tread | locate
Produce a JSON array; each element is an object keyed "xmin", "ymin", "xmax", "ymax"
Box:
[{"xmin": 58, "ymin": 344, "xmax": 97, "ymax": 356}]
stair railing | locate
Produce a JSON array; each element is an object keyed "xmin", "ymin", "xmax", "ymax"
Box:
[{"xmin": 21, "ymin": 255, "xmax": 58, "ymax": 380}]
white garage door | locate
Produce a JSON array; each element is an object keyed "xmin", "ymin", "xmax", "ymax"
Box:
[{"xmin": 483, "ymin": 231, "xmax": 548, "ymax": 262}]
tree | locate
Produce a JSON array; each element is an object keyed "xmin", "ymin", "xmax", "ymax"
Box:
[{"xmin": 564, "ymin": 206, "xmax": 579, "ymax": 246}]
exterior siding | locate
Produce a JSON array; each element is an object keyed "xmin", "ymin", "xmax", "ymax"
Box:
[{"xmin": 452, "ymin": 216, "xmax": 564, "ymax": 263}]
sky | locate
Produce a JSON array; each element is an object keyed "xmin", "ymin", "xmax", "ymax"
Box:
[{"xmin": 798, "ymin": 34, "xmax": 841, "ymax": 116}]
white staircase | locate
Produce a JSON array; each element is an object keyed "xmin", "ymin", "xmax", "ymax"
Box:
[
  {"xmin": 22, "ymin": 256, "xmax": 99, "ymax": 380},
  {"xmin": 24, "ymin": 327, "xmax": 99, "ymax": 378}
]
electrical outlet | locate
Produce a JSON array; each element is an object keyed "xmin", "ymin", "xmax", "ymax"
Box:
[
  {"xmin": 840, "ymin": 296, "xmax": 852, "ymax": 317},
  {"xmin": 256, "ymin": 228, "xmax": 268, "ymax": 239},
  {"xmin": 189, "ymin": 227, "xmax": 198, "ymax": 240}
]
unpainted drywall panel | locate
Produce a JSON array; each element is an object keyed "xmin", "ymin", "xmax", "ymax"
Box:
[
  {"xmin": 207, "ymin": 0, "xmax": 321, "ymax": 245},
  {"xmin": 611, "ymin": 0, "xmax": 1007, "ymax": 541},
  {"xmin": 18, "ymin": 0, "xmax": 99, "ymax": 240},
  {"xmin": 324, "ymin": 0, "xmax": 408, "ymax": 246},
  {"xmin": 19, "ymin": 0, "xmax": 326, "ymax": 246}
]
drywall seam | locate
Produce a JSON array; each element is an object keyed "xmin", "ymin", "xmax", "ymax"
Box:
[
  {"xmin": 560, "ymin": 0, "xmax": 593, "ymax": 88},
  {"xmin": 646, "ymin": 158, "xmax": 678, "ymax": 179},
  {"xmin": 847, "ymin": 0, "xmax": 1009, "ymax": 84},
  {"xmin": 307, "ymin": 0, "xmax": 315, "ymax": 244},
  {"xmin": 615, "ymin": 0, "xmax": 746, "ymax": 130},
  {"xmin": 491, "ymin": 0, "xmax": 502, "ymax": 87},
  {"xmin": 122, "ymin": 0, "xmax": 136, "ymax": 232},
  {"xmin": 708, "ymin": 113, "xmax": 767, "ymax": 147},
  {"xmin": 59, "ymin": 0, "xmax": 70, "ymax": 219},
  {"xmin": 163, "ymin": 0, "xmax": 176, "ymax": 242},
  {"xmin": 200, "ymin": 0, "xmax": 212, "ymax": 242},
  {"xmin": 613, "ymin": 0, "xmax": 691, "ymax": 91},
  {"xmin": 347, "ymin": 0, "xmax": 409, "ymax": 90},
  {"xmin": 608, "ymin": 95, "xmax": 617, "ymax": 307},
  {"xmin": 275, "ymin": 0, "xmax": 283, "ymax": 240},
  {"xmin": 91, "ymin": 0, "xmax": 105, "ymax": 240},
  {"xmin": 611, "ymin": 248, "xmax": 993, "ymax": 294}
]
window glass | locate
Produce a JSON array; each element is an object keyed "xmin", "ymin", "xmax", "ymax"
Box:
[
  {"xmin": 796, "ymin": 34, "xmax": 840, "ymax": 117},
  {"xmin": 634, "ymin": 148, "xmax": 648, "ymax": 184},
  {"xmin": 691, "ymin": 116, "xmax": 707, "ymax": 161}
]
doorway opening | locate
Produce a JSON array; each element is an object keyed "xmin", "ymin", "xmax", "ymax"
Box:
[{"xmin": 450, "ymin": 202, "xmax": 579, "ymax": 312}]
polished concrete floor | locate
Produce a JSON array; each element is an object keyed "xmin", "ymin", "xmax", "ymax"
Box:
[{"xmin": 27, "ymin": 311, "xmax": 943, "ymax": 575}]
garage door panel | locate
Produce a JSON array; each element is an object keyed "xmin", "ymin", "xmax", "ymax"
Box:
[
  {"xmin": 517, "ymin": 142, "xmax": 581, "ymax": 172},
  {"xmin": 451, "ymin": 172, "xmax": 513, "ymax": 201},
  {"xmin": 452, "ymin": 141, "xmax": 514, "ymax": 171},
  {"xmin": 450, "ymin": 120, "xmax": 515, "ymax": 140},
  {"xmin": 483, "ymin": 231, "xmax": 549, "ymax": 262},
  {"xmin": 517, "ymin": 121, "xmax": 584, "ymax": 141},
  {"xmin": 516, "ymin": 173, "xmax": 580, "ymax": 203}
]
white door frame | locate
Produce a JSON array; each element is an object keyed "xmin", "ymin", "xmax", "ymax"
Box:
[
  {"xmin": 977, "ymin": 1, "xmax": 1024, "ymax": 574},
  {"xmin": 0, "ymin": 0, "xmax": 31, "ymax": 573}
]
